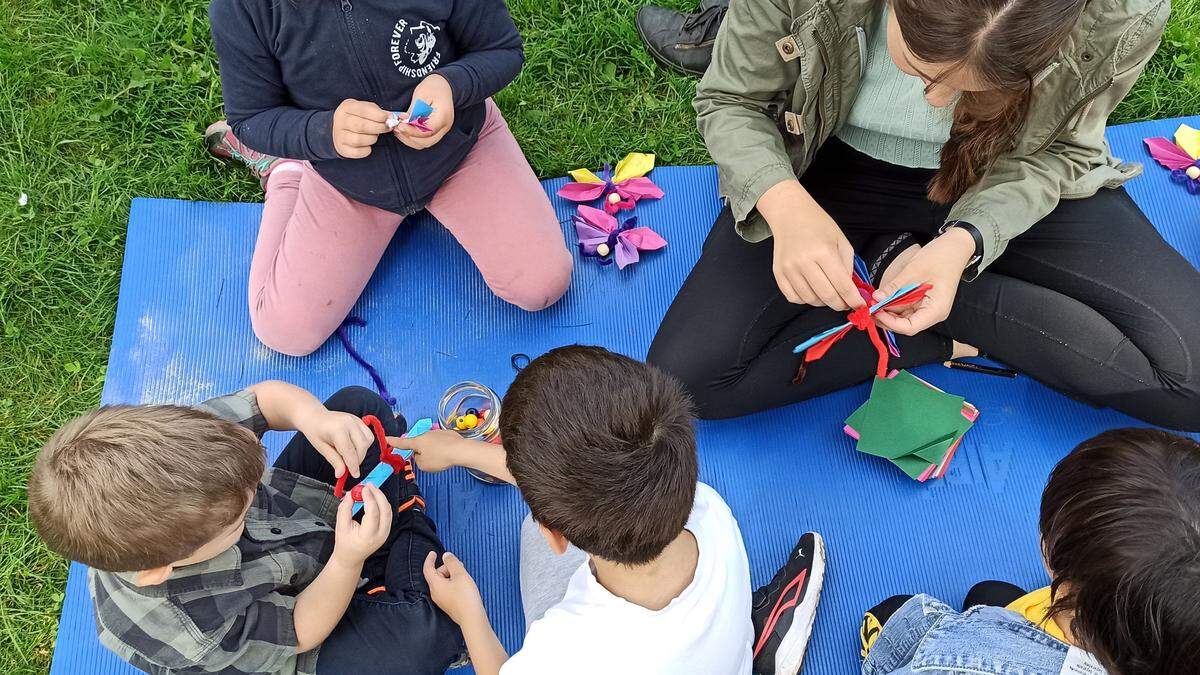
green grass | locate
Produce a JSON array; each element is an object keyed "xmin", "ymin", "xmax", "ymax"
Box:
[{"xmin": 0, "ymin": 0, "xmax": 1197, "ymax": 671}]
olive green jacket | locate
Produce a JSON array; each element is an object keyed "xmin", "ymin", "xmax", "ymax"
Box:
[{"xmin": 696, "ymin": 0, "xmax": 1169, "ymax": 271}]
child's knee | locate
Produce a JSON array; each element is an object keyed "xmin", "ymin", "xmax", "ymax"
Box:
[
  {"xmin": 250, "ymin": 306, "xmax": 332, "ymax": 357},
  {"xmin": 494, "ymin": 250, "xmax": 573, "ymax": 312},
  {"xmin": 324, "ymin": 385, "xmax": 384, "ymax": 411},
  {"xmin": 647, "ymin": 335, "xmax": 729, "ymax": 419},
  {"xmin": 1153, "ymin": 391, "xmax": 1200, "ymax": 432}
]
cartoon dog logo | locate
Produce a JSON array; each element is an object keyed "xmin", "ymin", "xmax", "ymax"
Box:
[{"xmin": 391, "ymin": 19, "xmax": 442, "ymax": 77}]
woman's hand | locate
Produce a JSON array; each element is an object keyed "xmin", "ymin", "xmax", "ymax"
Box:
[
  {"xmin": 296, "ymin": 410, "xmax": 374, "ymax": 478},
  {"xmin": 394, "ymin": 74, "xmax": 456, "ymax": 150},
  {"xmin": 757, "ymin": 180, "xmax": 864, "ymax": 311},
  {"xmin": 332, "ymin": 99, "xmax": 391, "ymax": 159},
  {"xmin": 872, "ymin": 228, "xmax": 975, "ymax": 335}
]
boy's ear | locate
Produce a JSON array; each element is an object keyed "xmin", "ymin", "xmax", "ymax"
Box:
[
  {"xmin": 135, "ymin": 566, "xmax": 174, "ymax": 587},
  {"xmin": 538, "ymin": 523, "xmax": 570, "ymax": 555}
]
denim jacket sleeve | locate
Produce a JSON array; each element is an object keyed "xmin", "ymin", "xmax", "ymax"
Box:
[
  {"xmin": 946, "ymin": 0, "xmax": 1169, "ymax": 273},
  {"xmin": 862, "ymin": 595, "xmax": 950, "ymax": 675},
  {"xmin": 694, "ymin": 0, "xmax": 804, "ymax": 227},
  {"xmin": 208, "ymin": 0, "xmax": 340, "ymax": 162}
]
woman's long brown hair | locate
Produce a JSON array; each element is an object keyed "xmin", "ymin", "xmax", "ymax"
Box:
[{"xmin": 890, "ymin": 0, "xmax": 1086, "ymax": 203}]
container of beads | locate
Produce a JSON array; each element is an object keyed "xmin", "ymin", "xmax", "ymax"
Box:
[{"xmin": 437, "ymin": 381, "xmax": 505, "ymax": 484}]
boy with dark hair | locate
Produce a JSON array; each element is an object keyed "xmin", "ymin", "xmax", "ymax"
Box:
[
  {"xmin": 396, "ymin": 345, "xmax": 827, "ymax": 675},
  {"xmin": 860, "ymin": 428, "xmax": 1200, "ymax": 675},
  {"xmin": 28, "ymin": 381, "xmax": 464, "ymax": 674}
]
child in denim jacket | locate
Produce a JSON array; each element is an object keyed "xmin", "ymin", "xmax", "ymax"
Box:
[{"xmin": 861, "ymin": 428, "xmax": 1200, "ymax": 675}]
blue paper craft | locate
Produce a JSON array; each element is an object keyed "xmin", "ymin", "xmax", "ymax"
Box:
[
  {"xmin": 409, "ymin": 99, "xmax": 434, "ymax": 122},
  {"xmin": 386, "ymin": 99, "xmax": 436, "ymax": 132},
  {"xmin": 351, "ymin": 416, "xmax": 434, "ymax": 515},
  {"xmin": 792, "ymin": 282, "xmax": 923, "ymax": 356}
]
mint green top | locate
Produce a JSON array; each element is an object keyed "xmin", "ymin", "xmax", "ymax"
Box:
[{"xmin": 835, "ymin": 7, "xmax": 953, "ymax": 169}]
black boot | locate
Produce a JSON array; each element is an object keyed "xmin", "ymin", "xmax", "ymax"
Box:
[{"xmin": 635, "ymin": 4, "xmax": 728, "ymax": 76}]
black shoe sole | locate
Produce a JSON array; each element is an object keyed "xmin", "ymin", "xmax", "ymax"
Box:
[{"xmin": 635, "ymin": 19, "xmax": 708, "ymax": 77}]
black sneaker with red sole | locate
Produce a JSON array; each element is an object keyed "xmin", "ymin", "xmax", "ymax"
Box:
[{"xmin": 752, "ymin": 532, "xmax": 827, "ymax": 675}]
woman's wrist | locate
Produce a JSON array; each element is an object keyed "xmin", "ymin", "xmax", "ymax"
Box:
[
  {"xmin": 757, "ymin": 179, "xmax": 806, "ymax": 226},
  {"xmin": 936, "ymin": 226, "xmax": 978, "ymax": 270}
]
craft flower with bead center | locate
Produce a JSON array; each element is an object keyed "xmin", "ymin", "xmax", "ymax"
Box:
[
  {"xmin": 573, "ymin": 205, "xmax": 667, "ymax": 269},
  {"xmin": 1145, "ymin": 123, "xmax": 1200, "ymax": 195},
  {"xmin": 557, "ymin": 152, "xmax": 665, "ymax": 214}
]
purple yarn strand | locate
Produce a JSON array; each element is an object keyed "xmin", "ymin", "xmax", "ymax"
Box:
[{"xmin": 336, "ymin": 316, "xmax": 397, "ymax": 407}]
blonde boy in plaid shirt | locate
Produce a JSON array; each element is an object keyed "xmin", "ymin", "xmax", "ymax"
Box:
[{"xmin": 29, "ymin": 381, "xmax": 465, "ymax": 674}]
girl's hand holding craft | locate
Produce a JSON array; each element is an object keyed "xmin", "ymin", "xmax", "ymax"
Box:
[
  {"xmin": 394, "ymin": 74, "xmax": 456, "ymax": 150},
  {"xmin": 758, "ymin": 180, "xmax": 864, "ymax": 311},
  {"xmin": 873, "ymin": 228, "xmax": 976, "ymax": 335},
  {"xmin": 332, "ymin": 99, "xmax": 391, "ymax": 159}
]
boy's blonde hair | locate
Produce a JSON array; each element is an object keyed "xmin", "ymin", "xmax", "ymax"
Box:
[{"xmin": 28, "ymin": 405, "xmax": 265, "ymax": 572}]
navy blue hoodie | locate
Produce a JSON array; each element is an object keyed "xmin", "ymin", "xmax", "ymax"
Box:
[{"xmin": 209, "ymin": 0, "xmax": 523, "ymax": 215}]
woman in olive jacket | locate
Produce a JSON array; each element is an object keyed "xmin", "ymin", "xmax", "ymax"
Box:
[{"xmin": 649, "ymin": 0, "xmax": 1200, "ymax": 431}]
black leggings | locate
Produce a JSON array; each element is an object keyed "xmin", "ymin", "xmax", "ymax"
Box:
[{"xmin": 648, "ymin": 139, "xmax": 1200, "ymax": 430}]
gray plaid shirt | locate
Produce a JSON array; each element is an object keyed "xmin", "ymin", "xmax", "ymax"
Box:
[{"xmin": 89, "ymin": 390, "xmax": 338, "ymax": 674}]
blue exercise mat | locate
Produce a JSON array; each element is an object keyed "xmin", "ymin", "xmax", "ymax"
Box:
[{"xmin": 51, "ymin": 116, "xmax": 1199, "ymax": 675}]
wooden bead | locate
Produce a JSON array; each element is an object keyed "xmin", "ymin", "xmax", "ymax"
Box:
[
  {"xmin": 597, "ymin": 243, "xmax": 611, "ymax": 257},
  {"xmin": 462, "ymin": 413, "xmax": 479, "ymax": 429},
  {"xmin": 1187, "ymin": 165, "xmax": 1200, "ymax": 180}
]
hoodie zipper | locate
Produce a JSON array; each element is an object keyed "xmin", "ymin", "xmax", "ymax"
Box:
[
  {"xmin": 339, "ymin": 0, "xmax": 411, "ymax": 206},
  {"xmin": 1031, "ymin": 78, "xmax": 1114, "ymax": 154}
]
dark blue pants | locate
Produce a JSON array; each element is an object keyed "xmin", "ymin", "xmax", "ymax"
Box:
[{"xmin": 274, "ymin": 386, "xmax": 466, "ymax": 675}]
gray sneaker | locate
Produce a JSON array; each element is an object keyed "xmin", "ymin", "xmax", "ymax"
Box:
[{"xmin": 635, "ymin": 4, "xmax": 728, "ymax": 77}]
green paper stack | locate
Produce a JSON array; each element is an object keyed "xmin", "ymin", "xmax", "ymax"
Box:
[{"xmin": 844, "ymin": 370, "xmax": 978, "ymax": 481}]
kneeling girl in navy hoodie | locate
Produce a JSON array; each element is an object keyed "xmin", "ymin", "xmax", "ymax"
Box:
[{"xmin": 207, "ymin": 0, "xmax": 572, "ymax": 356}]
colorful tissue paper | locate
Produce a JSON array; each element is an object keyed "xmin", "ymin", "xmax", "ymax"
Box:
[
  {"xmin": 1144, "ymin": 124, "xmax": 1200, "ymax": 195},
  {"xmin": 573, "ymin": 205, "xmax": 667, "ymax": 269},
  {"xmin": 793, "ymin": 257, "xmax": 931, "ymax": 379},
  {"xmin": 844, "ymin": 370, "xmax": 979, "ymax": 481},
  {"xmin": 387, "ymin": 99, "xmax": 435, "ymax": 133},
  {"xmin": 558, "ymin": 152, "xmax": 665, "ymax": 214}
]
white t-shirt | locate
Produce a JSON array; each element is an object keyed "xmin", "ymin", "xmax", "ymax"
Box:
[{"xmin": 501, "ymin": 483, "xmax": 753, "ymax": 675}]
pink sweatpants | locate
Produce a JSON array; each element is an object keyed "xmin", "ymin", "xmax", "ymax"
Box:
[{"xmin": 249, "ymin": 100, "xmax": 573, "ymax": 356}]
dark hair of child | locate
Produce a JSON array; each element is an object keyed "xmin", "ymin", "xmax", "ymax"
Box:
[
  {"xmin": 501, "ymin": 345, "xmax": 698, "ymax": 566},
  {"xmin": 1040, "ymin": 428, "xmax": 1200, "ymax": 674}
]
